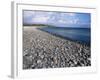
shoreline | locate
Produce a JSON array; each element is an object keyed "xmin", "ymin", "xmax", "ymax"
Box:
[
  {"xmin": 23, "ymin": 26, "xmax": 91, "ymax": 69},
  {"xmin": 38, "ymin": 28, "xmax": 90, "ymax": 46}
]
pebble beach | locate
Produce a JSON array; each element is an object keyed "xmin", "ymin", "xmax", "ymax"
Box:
[{"xmin": 23, "ymin": 26, "xmax": 91, "ymax": 69}]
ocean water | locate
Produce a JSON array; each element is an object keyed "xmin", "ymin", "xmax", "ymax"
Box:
[{"xmin": 39, "ymin": 27, "xmax": 90, "ymax": 45}]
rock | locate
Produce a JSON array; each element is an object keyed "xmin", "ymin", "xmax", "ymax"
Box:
[
  {"xmin": 41, "ymin": 55, "xmax": 44, "ymax": 59},
  {"xmin": 37, "ymin": 60, "xmax": 41, "ymax": 64},
  {"xmin": 23, "ymin": 27, "xmax": 90, "ymax": 69},
  {"xmin": 23, "ymin": 49, "xmax": 29, "ymax": 56}
]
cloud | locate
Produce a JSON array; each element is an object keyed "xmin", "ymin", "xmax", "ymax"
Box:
[
  {"xmin": 46, "ymin": 12, "xmax": 54, "ymax": 15},
  {"xmin": 73, "ymin": 18, "xmax": 79, "ymax": 24},
  {"xmin": 23, "ymin": 11, "xmax": 35, "ymax": 18},
  {"xmin": 66, "ymin": 13, "xmax": 76, "ymax": 16},
  {"xmin": 58, "ymin": 19, "xmax": 79, "ymax": 24},
  {"xmin": 58, "ymin": 19, "xmax": 67, "ymax": 23},
  {"xmin": 60, "ymin": 13, "xmax": 76, "ymax": 17},
  {"xmin": 50, "ymin": 16, "xmax": 56, "ymax": 20},
  {"xmin": 58, "ymin": 13, "xmax": 78, "ymax": 24},
  {"xmin": 32, "ymin": 16, "xmax": 50, "ymax": 23},
  {"xmin": 58, "ymin": 18, "xmax": 79, "ymax": 24},
  {"xmin": 23, "ymin": 10, "xmax": 90, "ymax": 28}
]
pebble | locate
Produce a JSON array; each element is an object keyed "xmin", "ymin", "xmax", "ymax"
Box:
[
  {"xmin": 37, "ymin": 60, "xmax": 41, "ymax": 64},
  {"xmin": 23, "ymin": 27, "xmax": 91, "ymax": 69}
]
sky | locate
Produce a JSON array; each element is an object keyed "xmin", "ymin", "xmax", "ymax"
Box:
[{"xmin": 23, "ymin": 10, "xmax": 91, "ymax": 28}]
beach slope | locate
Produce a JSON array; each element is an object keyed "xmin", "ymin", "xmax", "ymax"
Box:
[{"xmin": 23, "ymin": 26, "xmax": 91, "ymax": 69}]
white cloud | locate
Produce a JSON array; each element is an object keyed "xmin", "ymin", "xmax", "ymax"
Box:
[
  {"xmin": 58, "ymin": 19, "xmax": 67, "ymax": 23},
  {"xmin": 67, "ymin": 13, "xmax": 76, "ymax": 16},
  {"xmin": 58, "ymin": 18, "xmax": 79, "ymax": 24},
  {"xmin": 60, "ymin": 13, "xmax": 76, "ymax": 17},
  {"xmin": 24, "ymin": 11, "xmax": 35, "ymax": 18},
  {"xmin": 58, "ymin": 13, "xmax": 78, "ymax": 24},
  {"xmin": 32, "ymin": 16, "xmax": 50, "ymax": 23},
  {"xmin": 58, "ymin": 19, "xmax": 73, "ymax": 24},
  {"xmin": 46, "ymin": 12, "xmax": 54, "ymax": 15}
]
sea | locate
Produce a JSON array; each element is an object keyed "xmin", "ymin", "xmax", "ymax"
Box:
[{"xmin": 38, "ymin": 27, "xmax": 90, "ymax": 46}]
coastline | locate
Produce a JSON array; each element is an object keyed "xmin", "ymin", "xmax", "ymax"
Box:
[
  {"xmin": 38, "ymin": 28, "xmax": 90, "ymax": 46},
  {"xmin": 23, "ymin": 26, "xmax": 91, "ymax": 69}
]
